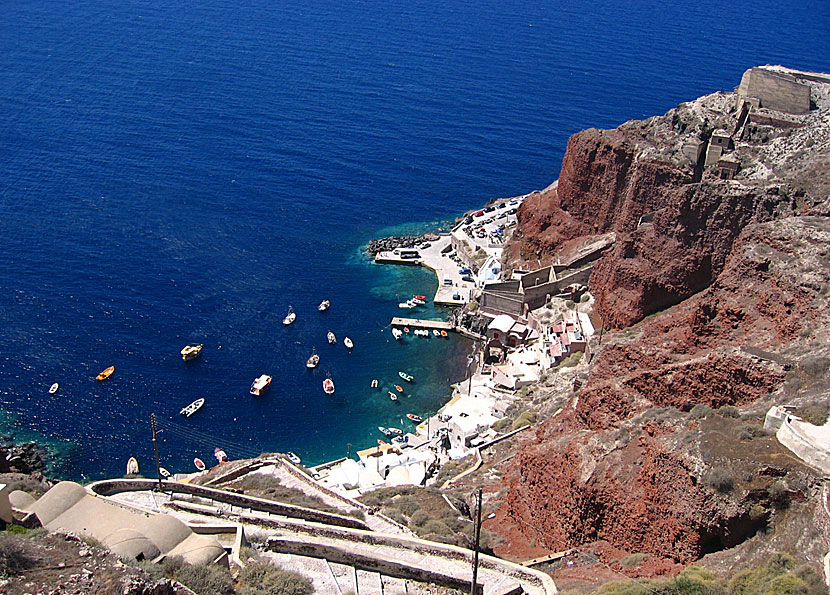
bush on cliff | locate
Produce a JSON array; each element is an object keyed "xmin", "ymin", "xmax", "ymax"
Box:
[
  {"xmin": 238, "ymin": 561, "xmax": 314, "ymax": 595},
  {"xmin": 0, "ymin": 534, "xmax": 36, "ymax": 577}
]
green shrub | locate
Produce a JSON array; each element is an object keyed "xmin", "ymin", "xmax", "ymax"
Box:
[
  {"xmin": 3, "ymin": 524, "xmax": 28, "ymax": 535},
  {"xmin": 717, "ymin": 405, "xmax": 741, "ymax": 418},
  {"xmin": 512, "ymin": 411, "xmax": 536, "ymax": 430},
  {"xmin": 421, "ymin": 520, "xmax": 454, "ymax": 537},
  {"xmin": 174, "ymin": 563, "xmax": 234, "ymax": 595},
  {"xmin": 238, "ymin": 561, "xmax": 314, "ymax": 595},
  {"xmin": 492, "ymin": 418, "xmax": 512, "ymax": 431},
  {"xmin": 704, "ymin": 468, "xmax": 734, "ymax": 493},
  {"xmin": 738, "ymin": 424, "xmax": 770, "ymax": 441},
  {"xmin": 619, "ymin": 553, "xmax": 648, "ymax": 567},
  {"xmin": 749, "ymin": 504, "xmax": 768, "ymax": 522},
  {"xmin": 409, "ymin": 509, "xmax": 431, "ymax": 528},
  {"xmin": 395, "ymin": 496, "xmax": 420, "ymax": 517},
  {"xmin": 690, "ymin": 404, "xmax": 713, "ymax": 419},
  {"xmin": 0, "ymin": 534, "xmax": 35, "ymax": 577}
]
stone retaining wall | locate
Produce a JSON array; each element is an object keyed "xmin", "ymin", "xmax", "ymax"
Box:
[{"xmin": 88, "ymin": 479, "xmax": 368, "ymax": 531}]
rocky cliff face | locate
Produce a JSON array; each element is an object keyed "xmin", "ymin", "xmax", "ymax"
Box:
[{"xmin": 492, "ymin": 68, "xmax": 830, "ymax": 583}]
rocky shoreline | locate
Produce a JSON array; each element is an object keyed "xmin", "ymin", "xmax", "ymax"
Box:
[{"xmin": 366, "ymin": 232, "xmax": 441, "ymax": 257}]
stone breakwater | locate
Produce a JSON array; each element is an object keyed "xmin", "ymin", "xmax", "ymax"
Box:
[
  {"xmin": 367, "ymin": 233, "xmax": 440, "ymax": 257},
  {"xmin": 1, "ymin": 441, "xmax": 46, "ymax": 474}
]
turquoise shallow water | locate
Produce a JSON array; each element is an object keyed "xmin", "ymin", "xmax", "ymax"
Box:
[{"xmin": 0, "ymin": 0, "xmax": 827, "ymax": 480}]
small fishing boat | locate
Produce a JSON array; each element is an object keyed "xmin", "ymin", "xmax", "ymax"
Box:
[
  {"xmin": 344, "ymin": 337, "xmax": 354, "ymax": 349},
  {"xmin": 407, "ymin": 413, "xmax": 423, "ymax": 423},
  {"xmin": 96, "ymin": 366, "xmax": 115, "ymax": 381},
  {"xmin": 388, "ymin": 391, "xmax": 398, "ymax": 401},
  {"xmin": 180, "ymin": 398, "xmax": 205, "ymax": 417},
  {"xmin": 395, "ymin": 385, "xmax": 404, "ymax": 393},
  {"xmin": 327, "ymin": 331, "xmax": 336, "ymax": 344},
  {"xmin": 194, "ymin": 458, "xmax": 206, "ymax": 471},
  {"xmin": 433, "ymin": 329, "xmax": 441, "ymax": 337},
  {"xmin": 391, "ymin": 328, "xmax": 403, "ymax": 340},
  {"xmin": 398, "ymin": 300, "xmax": 416, "ymax": 309},
  {"xmin": 318, "ymin": 300, "xmax": 330, "ymax": 311},
  {"xmin": 411, "ymin": 297, "xmax": 425, "ymax": 305},
  {"xmin": 250, "ymin": 374, "xmax": 272, "ymax": 396},
  {"xmin": 214, "ymin": 448, "xmax": 228, "ymax": 463},
  {"xmin": 306, "ymin": 348, "xmax": 319, "ymax": 369},
  {"xmin": 385, "ymin": 427, "xmax": 402, "ymax": 436},
  {"xmin": 286, "ymin": 451, "xmax": 301, "ymax": 465},
  {"xmin": 440, "ymin": 330, "xmax": 448, "ymax": 338},
  {"xmin": 392, "ymin": 435, "xmax": 406, "ymax": 444},
  {"xmin": 398, "ymin": 371, "xmax": 413, "ymax": 382},
  {"xmin": 323, "ymin": 377, "xmax": 335, "ymax": 394},
  {"xmin": 413, "ymin": 295, "xmax": 427, "ymax": 301},
  {"xmin": 371, "ymin": 379, "xmax": 378, "ymax": 388},
  {"xmin": 126, "ymin": 457, "xmax": 139, "ymax": 475},
  {"xmin": 283, "ymin": 306, "xmax": 296, "ymax": 326},
  {"xmin": 377, "ymin": 439, "xmax": 388, "ymax": 446},
  {"xmin": 403, "ymin": 327, "xmax": 410, "ymax": 334},
  {"xmin": 48, "ymin": 382, "xmax": 59, "ymax": 394},
  {"xmin": 180, "ymin": 344, "xmax": 203, "ymax": 361},
  {"xmin": 159, "ymin": 467, "xmax": 171, "ymax": 478},
  {"xmin": 378, "ymin": 426, "xmax": 389, "ymax": 435}
]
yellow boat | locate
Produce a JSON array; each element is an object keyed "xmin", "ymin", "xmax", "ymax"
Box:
[
  {"xmin": 180, "ymin": 344, "xmax": 203, "ymax": 361},
  {"xmin": 96, "ymin": 366, "xmax": 115, "ymax": 381}
]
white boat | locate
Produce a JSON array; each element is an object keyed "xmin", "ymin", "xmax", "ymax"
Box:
[
  {"xmin": 159, "ymin": 467, "xmax": 171, "ymax": 478},
  {"xmin": 384, "ymin": 427, "xmax": 402, "ymax": 436},
  {"xmin": 318, "ymin": 300, "xmax": 330, "ymax": 311},
  {"xmin": 126, "ymin": 457, "xmax": 139, "ymax": 475},
  {"xmin": 48, "ymin": 382, "xmax": 59, "ymax": 394},
  {"xmin": 323, "ymin": 377, "xmax": 335, "ymax": 394},
  {"xmin": 286, "ymin": 451, "xmax": 301, "ymax": 465},
  {"xmin": 371, "ymin": 379, "xmax": 378, "ymax": 388},
  {"xmin": 327, "ymin": 331, "xmax": 336, "ymax": 344},
  {"xmin": 214, "ymin": 448, "xmax": 228, "ymax": 463},
  {"xmin": 398, "ymin": 371, "xmax": 413, "ymax": 382},
  {"xmin": 391, "ymin": 328, "xmax": 403, "ymax": 340},
  {"xmin": 344, "ymin": 337, "xmax": 354, "ymax": 349},
  {"xmin": 250, "ymin": 375, "xmax": 272, "ymax": 396},
  {"xmin": 283, "ymin": 306, "xmax": 296, "ymax": 326},
  {"xmin": 388, "ymin": 391, "xmax": 398, "ymax": 401},
  {"xmin": 180, "ymin": 398, "xmax": 205, "ymax": 417},
  {"xmin": 411, "ymin": 297, "xmax": 425, "ymax": 305},
  {"xmin": 306, "ymin": 349, "xmax": 319, "ymax": 369},
  {"xmin": 433, "ymin": 329, "xmax": 441, "ymax": 336},
  {"xmin": 398, "ymin": 300, "xmax": 416, "ymax": 309}
]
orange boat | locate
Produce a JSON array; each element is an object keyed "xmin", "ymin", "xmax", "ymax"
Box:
[
  {"xmin": 323, "ymin": 378, "xmax": 335, "ymax": 394},
  {"xmin": 126, "ymin": 457, "xmax": 139, "ymax": 475},
  {"xmin": 96, "ymin": 366, "xmax": 115, "ymax": 381},
  {"xmin": 440, "ymin": 330, "xmax": 448, "ymax": 338},
  {"xmin": 395, "ymin": 385, "xmax": 404, "ymax": 392}
]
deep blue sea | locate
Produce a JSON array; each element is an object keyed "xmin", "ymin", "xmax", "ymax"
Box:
[{"xmin": 0, "ymin": 0, "xmax": 827, "ymax": 480}]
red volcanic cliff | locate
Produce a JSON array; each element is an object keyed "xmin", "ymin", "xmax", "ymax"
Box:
[{"xmin": 493, "ymin": 69, "xmax": 830, "ymax": 578}]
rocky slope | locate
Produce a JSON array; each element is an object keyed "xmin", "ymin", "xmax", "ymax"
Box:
[{"xmin": 490, "ymin": 67, "xmax": 830, "ymax": 588}]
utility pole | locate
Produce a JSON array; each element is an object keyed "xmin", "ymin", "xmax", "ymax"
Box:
[
  {"xmin": 151, "ymin": 414, "xmax": 163, "ymax": 492},
  {"xmin": 471, "ymin": 488, "xmax": 482, "ymax": 595}
]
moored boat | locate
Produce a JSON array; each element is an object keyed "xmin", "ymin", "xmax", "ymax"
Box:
[
  {"xmin": 413, "ymin": 295, "xmax": 427, "ymax": 301},
  {"xmin": 411, "ymin": 297, "xmax": 425, "ymax": 305},
  {"xmin": 180, "ymin": 344, "xmax": 203, "ymax": 361},
  {"xmin": 286, "ymin": 451, "xmax": 301, "ymax": 465},
  {"xmin": 96, "ymin": 366, "xmax": 115, "ymax": 381},
  {"xmin": 126, "ymin": 457, "xmax": 139, "ymax": 475},
  {"xmin": 407, "ymin": 413, "xmax": 423, "ymax": 423},
  {"xmin": 395, "ymin": 384, "xmax": 404, "ymax": 392},
  {"xmin": 433, "ymin": 329, "xmax": 441, "ymax": 337},
  {"xmin": 180, "ymin": 398, "xmax": 205, "ymax": 417},
  {"xmin": 159, "ymin": 467, "xmax": 171, "ymax": 478},
  {"xmin": 391, "ymin": 328, "xmax": 403, "ymax": 340},
  {"xmin": 283, "ymin": 306, "xmax": 296, "ymax": 326},
  {"xmin": 323, "ymin": 377, "xmax": 335, "ymax": 394},
  {"xmin": 327, "ymin": 331, "xmax": 336, "ymax": 344},
  {"xmin": 194, "ymin": 458, "xmax": 206, "ymax": 471},
  {"xmin": 388, "ymin": 391, "xmax": 398, "ymax": 401},
  {"xmin": 377, "ymin": 439, "xmax": 388, "ymax": 446},
  {"xmin": 318, "ymin": 300, "xmax": 330, "ymax": 311},
  {"xmin": 384, "ymin": 427, "xmax": 402, "ymax": 436},
  {"xmin": 371, "ymin": 379, "xmax": 378, "ymax": 388},
  {"xmin": 398, "ymin": 300, "xmax": 415, "ymax": 309},
  {"xmin": 48, "ymin": 382, "xmax": 59, "ymax": 394},
  {"xmin": 344, "ymin": 337, "xmax": 354, "ymax": 349},
  {"xmin": 306, "ymin": 348, "xmax": 319, "ymax": 369},
  {"xmin": 398, "ymin": 371, "xmax": 413, "ymax": 382},
  {"xmin": 440, "ymin": 330, "xmax": 448, "ymax": 338},
  {"xmin": 250, "ymin": 374, "xmax": 273, "ymax": 396}
]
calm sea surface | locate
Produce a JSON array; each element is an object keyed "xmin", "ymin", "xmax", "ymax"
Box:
[{"xmin": 0, "ymin": 0, "xmax": 827, "ymax": 480}]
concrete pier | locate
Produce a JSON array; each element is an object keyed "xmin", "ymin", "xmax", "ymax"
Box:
[{"xmin": 391, "ymin": 317, "xmax": 453, "ymax": 330}]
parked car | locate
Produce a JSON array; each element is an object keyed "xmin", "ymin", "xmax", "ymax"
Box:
[
  {"xmin": 459, "ymin": 268, "xmax": 472, "ymax": 275},
  {"xmin": 474, "ymin": 210, "xmax": 485, "ymax": 217},
  {"xmin": 508, "ymin": 208, "xmax": 517, "ymax": 214},
  {"xmin": 484, "ymin": 205, "xmax": 496, "ymax": 212},
  {"xmin": 497, "ymin": 202, "xmax": 507, "ymax": 209},
  {"xmin": 461, "ymin": 275, "xmax": 474, "ymax": 282}
]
